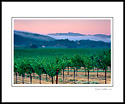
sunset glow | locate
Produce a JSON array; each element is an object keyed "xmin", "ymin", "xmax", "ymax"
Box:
[{"xmin": 14, "ymin": 19, "xmax": 111, "ymax": 35}]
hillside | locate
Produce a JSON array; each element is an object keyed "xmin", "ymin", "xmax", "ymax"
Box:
[
  {"xmin": 14, "ymin": 30, "xmax": 111, "ymax": 49},
  {"xmin": 14, "ymin": 30, "xmax": 55, "ymax": 45}
]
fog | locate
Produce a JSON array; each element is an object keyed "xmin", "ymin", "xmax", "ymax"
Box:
[{"xmin": 47, "ymin": 35, "xmax": 111, "ymax": 43}]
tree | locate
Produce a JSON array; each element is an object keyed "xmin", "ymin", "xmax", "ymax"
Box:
[
  {"xmin": 66, "ymin": 59, "xmax": 71, "ymax": 75},
  {"xmin": 90, "ymin": 55, "xmax": 94, "ymax": 72},
  {"xmin": 33, "ymin": 61, "xmax": 45, "ymax": 84},
  {"xmin": 60, "ymin": 59, "xmax": 67, "ymax": 83},
  {"xmin": 25, "ymin": 60, "xmax": 35, "ymax": 84},
  {"xmin": 44, "ymin": 61, "xmax": 61, "ymax": 84},
  {"xmin": 30, "ymin": 44, "xmax": 38, "ymax": 49},
  {"xmin": 71, "ymin": 55, "xmax": 83, "ymax": 82},
  {"xmin": 84, "ymin": 56, "xmax": 93, "ymax": 83},
  {"xmin": 94, "ymin": 51, "xmax": 111, "ymax": 84},
  {"xmin": 18, "ymin": 60, "xmax": 28, "ymax": 84},
  {"xmin": 14, "ymin": 61, "xmax": 18, "ymax": 84},
  {"xmin": 94, "ymin": 55, "xmax": 100, "ymax": 77}
]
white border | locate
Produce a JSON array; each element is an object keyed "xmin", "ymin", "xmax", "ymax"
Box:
[
  {"xmin": 2, "ymin": 2, "xmax": 123, "ymax": 102},
  {"xmin": 12, "ymin": 17, "xmax": 113, "ymax": 87}
]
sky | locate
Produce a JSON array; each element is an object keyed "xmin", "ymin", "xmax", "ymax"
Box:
[{"xmin": 14, "ymin": 19, "xmax": 111, "ymax": 35}]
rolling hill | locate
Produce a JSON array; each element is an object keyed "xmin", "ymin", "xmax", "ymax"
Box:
[
  {"xmin": 14, "ymin": 30, "xmax": 56, "ymax": 45},
  {"xmin": 14, "ymin": 30, "xmax": 111, "ymax": 49}
]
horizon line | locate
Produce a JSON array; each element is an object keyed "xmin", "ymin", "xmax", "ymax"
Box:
[{"xmin": 14, "ymin": 30, "xmax": 111, "ymax": 36}]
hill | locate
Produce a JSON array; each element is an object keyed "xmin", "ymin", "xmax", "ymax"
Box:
[
  {"xmin": 14, "ymin": 30, "xmax": 56, "ymax": 45},
  {"xmin": 14, "ymin": 30, "xmax": 111, "ymax": 49}
]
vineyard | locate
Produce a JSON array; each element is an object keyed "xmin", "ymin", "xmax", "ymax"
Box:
[{"xmin": 14, "ymin": 48, "xmax": 111, "ymax": 84}]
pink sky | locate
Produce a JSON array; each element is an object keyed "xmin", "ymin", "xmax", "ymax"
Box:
[{"xmin": 14, "ymin": 19, "xmax": 111, "ymax": 35}]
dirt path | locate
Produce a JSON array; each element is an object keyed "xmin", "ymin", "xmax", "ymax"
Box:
[{"xmin": 14, "ymin": 69, "xmax": 111, "ymax": 84}]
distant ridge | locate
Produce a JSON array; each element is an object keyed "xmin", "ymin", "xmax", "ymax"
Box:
[
  {"xmin": 47, "ymin": 32, "xmax": 111, "ymax": 43},
  {"xmin": 92, "ymin": 34, "xmax": 111, "ymax": 38},
  {"xmin": 48, "ymin": 32, "xmax": 85, "ymax": 36}
]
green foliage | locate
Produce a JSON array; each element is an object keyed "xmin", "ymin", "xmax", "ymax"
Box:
[
  {"xmin": 14, "ymin": 48, "xmax": 111, "ymax": 80},
  {"xmin": 84, "ymin": 56, "xmax": 93, "ymax": 70},
  {"xmin": 24, "ymin": 60, "xmax": 35, "ymax": 74},
  {"xmin": 71, "ymin": 55, "xmax": 83, "ymax": 69},
  {"xmin": 14, "ymin": 61, "xmax": 18, "ymax": 72},
  {"xmin": 44, "ymin": 61, "xmax": 61, "ymax": 77},
  {"xmin": 33, "ymin": 62, "xmax": 45, "ymax": 76},
  {"xmin": 89, "ymin": 81, "xmax": 99, "ymax": 84},
  {"xmin": 17, "ymin": 61, "xmax": 28, "ymax": 76},
  {"xmin": 59, "ymin": 59, "xmax": 67, "ymax": 70},
  {"xmin": 94, "ymin": 50, "xmax": 111, "ymax": 70},
  {"xmin": 82, "ymin": 81, "xmax": 89, "ymax": 84}
]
